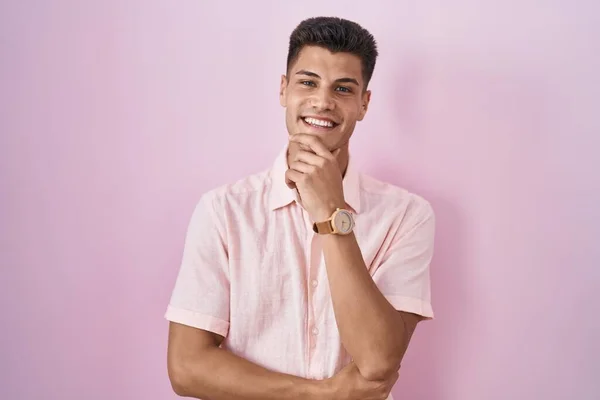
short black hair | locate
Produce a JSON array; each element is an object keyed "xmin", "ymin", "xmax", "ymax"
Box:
[{"xmin": 286, "ymin": 17, "xmax": 378, "ymax": 89}]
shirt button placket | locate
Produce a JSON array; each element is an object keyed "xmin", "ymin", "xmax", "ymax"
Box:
[{"xmin": 307, "ymin": 231, "xmax": 322, "ymax": 377}]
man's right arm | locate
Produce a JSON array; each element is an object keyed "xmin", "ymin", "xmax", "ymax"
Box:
[
  {"xmin": 167, "ymin": 322, "xmax": 330, "ymax": 400},
  {"xmin": 167, "ymin": 195, "xmax": 330, "ymax": 399}
]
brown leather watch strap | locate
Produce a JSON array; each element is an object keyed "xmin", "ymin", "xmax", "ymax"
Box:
[{"xmin": 313, "ymin": 219, "xmax": 334, "ymax": 234}]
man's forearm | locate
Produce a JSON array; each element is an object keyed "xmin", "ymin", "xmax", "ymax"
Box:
[
  {"xmin": 322, "ymin": 232, "xmax": 407, "ymax": 380},
  {"xmin": 171, "ymin": 345, "xmax": 331, "ymax": 400}
]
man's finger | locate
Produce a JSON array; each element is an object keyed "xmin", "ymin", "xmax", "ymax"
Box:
[
  {"xmin": 285, "ymin": 178, "xmax": 296, "ymax": 189},
  {"xmin": 289, "ymin": 161, "xmax": 314, "ymax": 174},
  {"xmin": 294, "ymin": 150, "xmax": 325, "ymax": 167},
  {"xmin": 290, "ymin": 134, "xmax": 332, "ymax": 158},
  {"xmin": 285, "ymin": 168, "xmax": 304, "ymax": 185}
]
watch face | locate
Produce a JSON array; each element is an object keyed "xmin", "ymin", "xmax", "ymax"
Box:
[{"xmin": 333, "ymin": 209, "xmax": 354, "ymax": 234}]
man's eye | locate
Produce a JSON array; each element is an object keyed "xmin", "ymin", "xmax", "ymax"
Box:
[
  {"xmin": 336, "ymin": 86, "xmax": 351, "ymax": 93},
  {"xmin": 300, "ymin": 81, "xmax": 315, "ymax": 86}
]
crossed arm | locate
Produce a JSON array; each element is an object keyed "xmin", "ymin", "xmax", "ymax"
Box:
[
  {"xmin": 167, "ymin": 310, "xmax": 420, "ymax": 400},
  {"xmin": 168, "ymin": 323, "xmax": 329, "ymax": 399}
]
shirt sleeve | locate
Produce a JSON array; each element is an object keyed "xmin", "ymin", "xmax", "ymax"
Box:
[
  {"xmin": 372, "ymin": 197, "xmax": 435, "ymax": 320},
  {"xmin": 164, "ymin": 192, "xmax": 231, "ymax": 337}
]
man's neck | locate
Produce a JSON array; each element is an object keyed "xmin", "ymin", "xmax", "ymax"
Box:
[{"xmin": 337, "ymin": 146, "xmax": 349, "ymax": 178}]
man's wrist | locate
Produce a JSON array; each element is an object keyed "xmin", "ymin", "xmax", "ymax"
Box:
[
  {"xmin": 306, "ymin": 377, "xmax": 336, "ymax": 400},
  {"xmin": 313, "ymin": 203, "xmax": 345, "ymax": 222}
]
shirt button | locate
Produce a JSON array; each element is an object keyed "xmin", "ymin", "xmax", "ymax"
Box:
[
  {"xmin": 312, "ymin": 327, "xmax": 319, "ymax": 335},
  {"xmin": 311, "ymin": 279, "xmax": 318, "ymax": 288}
]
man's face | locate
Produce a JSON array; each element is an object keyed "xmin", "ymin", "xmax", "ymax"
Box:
[{"xmin": 279, "ymin": 45, "xmax": 371, "ymax": 151}]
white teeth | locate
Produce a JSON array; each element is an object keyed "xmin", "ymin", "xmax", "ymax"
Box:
[{"xmin": 304, "ymin": 117, "xmax": 334, "ymax": 128}]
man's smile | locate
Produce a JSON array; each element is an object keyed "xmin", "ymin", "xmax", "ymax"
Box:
[{"xmin": 301, "ymin": 116, "xmax": 339, "ymax": 130}]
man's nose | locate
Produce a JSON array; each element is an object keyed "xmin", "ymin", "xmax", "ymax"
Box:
[{"xmin": 309, "ymin": 88, "xmax": 335, "ymax": 111}]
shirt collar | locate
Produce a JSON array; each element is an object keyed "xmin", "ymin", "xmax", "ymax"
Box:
[{"xmin": 268, "ymin": 144, "xmax": 362, "ymax": 214}]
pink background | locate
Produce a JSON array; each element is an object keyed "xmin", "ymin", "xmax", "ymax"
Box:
[{"xmin": 1, "ymin": 1, "xmax": 599, "ymax": 399}]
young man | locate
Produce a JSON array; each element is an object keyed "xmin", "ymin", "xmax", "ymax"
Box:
[{"xmin": 165, "ymin": 16, "xmax": 435, "ymax": 400}]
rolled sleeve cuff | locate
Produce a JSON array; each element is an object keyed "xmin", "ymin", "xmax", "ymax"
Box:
[
  {"xmin": 385, "ymin": 295, "xmax": 434, "ymax": 320},
  {"xmin": 164, "ymin": 305, "xmax": 230, "ymax": 337}
]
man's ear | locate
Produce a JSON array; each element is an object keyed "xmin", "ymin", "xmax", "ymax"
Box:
[
  {"xmin": 279, "ymin": 75, "xmax": 288, "ymax": 107},
  {"xmin": 357, "ymin": 89, "xmax": 372, "ymax": 121}
]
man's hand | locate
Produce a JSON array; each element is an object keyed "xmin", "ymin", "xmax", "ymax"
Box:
[
  {"xmin": 285, "ymin": 134, "xmax": 346, "ymax": 222},
  {"xmin": 323, "ymin": 362, "xmax": 399, "ymax": 400}
]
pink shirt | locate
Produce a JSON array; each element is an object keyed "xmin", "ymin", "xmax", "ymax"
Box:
[{"xmin": 165, "ymin": 146, "xmax": 435, "ymax": 393}]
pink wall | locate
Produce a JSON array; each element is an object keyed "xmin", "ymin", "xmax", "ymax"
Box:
[{"xmin": 1, "ymin": 1, "xmax": 598, "ymax": 399}]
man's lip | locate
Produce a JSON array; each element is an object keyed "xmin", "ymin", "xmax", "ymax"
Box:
[{"xmin": 301, "ymin": 116, "xmax": 339, "ymax": 125}]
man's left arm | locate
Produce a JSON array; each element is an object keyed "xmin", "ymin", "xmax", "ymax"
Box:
[
  {"xmin": 285, "ymin": 133, "xmax": 435, "ymax": 382},
  {"xmin": 321, "ymin": 202, "xmax": 435, "ymax": 382}
]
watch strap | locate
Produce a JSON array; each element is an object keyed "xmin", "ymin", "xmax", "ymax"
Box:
[{"xmin": 313, "ymin": 219, "xmax": 334, "ymax": 234}]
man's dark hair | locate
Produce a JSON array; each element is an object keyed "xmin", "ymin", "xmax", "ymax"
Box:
[{"xmin": 286, "ymin": 17, "xmax": 378, "ymax": 89}]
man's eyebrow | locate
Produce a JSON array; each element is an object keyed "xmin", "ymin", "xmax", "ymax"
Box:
[
  {"xmin": 335, "ymin": 77, "xmax": 360, "ymax": 86},
  {"xmin": 295, "ymin": 70, "xmax": 359, "ymax": 86},
  {"xmin": 295, "ymin": 70, "xmax": 321, "ymax": 79}
]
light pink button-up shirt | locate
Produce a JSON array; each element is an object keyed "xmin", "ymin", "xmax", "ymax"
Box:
[{"xmin": 165, "ymin": 146, "xmax": 435, "ymax": 393}]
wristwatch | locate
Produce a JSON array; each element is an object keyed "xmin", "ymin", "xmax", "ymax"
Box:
[{"xmin": 312, "ymin": 208, "xmax": 355, "ymax": 235}]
